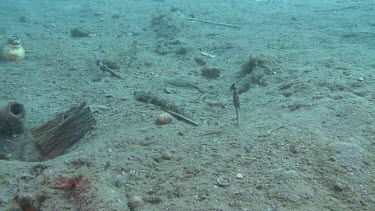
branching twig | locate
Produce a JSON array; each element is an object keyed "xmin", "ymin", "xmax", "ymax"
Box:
[{"xmin": 96, "ymin": 60, "xmax": 124, "ymax": 80}]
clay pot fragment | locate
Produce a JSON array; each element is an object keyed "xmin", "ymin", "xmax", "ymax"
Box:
[{"xmin": 0, "ymin": 101, "xmax": 26, "ymax": 136}]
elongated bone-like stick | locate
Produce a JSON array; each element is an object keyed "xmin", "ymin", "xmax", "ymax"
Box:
[{"xmin": 183, "ymin": 17, "xmax": 241, "ymax": 29}]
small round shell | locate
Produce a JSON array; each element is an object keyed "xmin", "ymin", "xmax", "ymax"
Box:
[{"xmin": 156, "ymin": 112, "xmax": 173, "ymax": 125}]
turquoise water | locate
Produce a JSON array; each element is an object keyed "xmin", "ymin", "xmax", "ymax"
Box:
[{"xmin": 0, "ymin": 0, "xmax": 374, "ymax": 210}]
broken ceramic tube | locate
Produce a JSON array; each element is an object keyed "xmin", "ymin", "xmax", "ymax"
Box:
[{"xmin": 0, "ymin": 101, "xmax": 26, "ymax": 136}]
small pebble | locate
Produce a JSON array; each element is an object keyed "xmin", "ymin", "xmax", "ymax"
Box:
[
  {"xmin": 236, "ymin": 173, "xmax": 244, "ymax": 179},
  {"xmin": 128, "ymin": 195, "xmax": 144, "ymax": 209},
  {"xmin": 162, "ymin": 154, "xmax": 171, "ymax": 160},
  {"xmin": 216, "ymin": 176, "xmax": 230, "ymax": 187}
]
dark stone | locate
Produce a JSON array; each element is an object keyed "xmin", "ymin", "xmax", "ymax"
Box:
[
  {"xmin": 19, "ymin": 16, "xmax": 27, "ymax": 23},
  {"xmin": 112, "ymin": 14, "xmax": 121, "ymax": 19},
  {"xmin": 194, "ymin": 57, "xmax": 207, "ymax": 66},
  {"xmin": 176, "ymin": 47, "xmax": 188, "ymax": 55},
  {"xmin": 146, "ymin": 196, "xmax": 162, "ymax": 204},
  {"xmin": 333, "ymin": 182, "xmax": 347, "ymax": 192},
  {"xmin": 201, "ymin": 67, "xmax": 221, "ymax": 79},
  {"xmin": 70, "ymin": 28, "xmax": 90, "ymax": 37},
  {"xmin": 241, "ymin": 56, "xmax": 266, "ymax": 75},
  {"xmin": 0, "ymin": 153, "xmax": 9, "ymax": 161}
]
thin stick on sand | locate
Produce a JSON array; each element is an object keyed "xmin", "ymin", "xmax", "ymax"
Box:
[
  {"xmin": 183, "ymin": 17, "xmax": 241, "ymax": 29},
  {"xmin": 162, "ymin": 109, "xmax": 199, "ymax": 126},
  {"xmin": 96, "ymin": 60, "xmax": 124, "ymax": 80},
  {"xmin": 231, "ymin": 83, "xmax": 240, "ymax": 127},
  {"xmin": 134, "ymin": 91, "xmax": 199, "ymax": 126}
]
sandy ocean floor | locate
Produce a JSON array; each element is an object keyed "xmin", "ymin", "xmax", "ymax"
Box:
[{"xmin": 0, "ymin": 0, "xmax": 374, "ymax": 210}]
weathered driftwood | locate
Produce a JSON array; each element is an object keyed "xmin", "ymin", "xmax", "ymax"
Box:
[
  {"xmin": 134, "ymin": 91, "xmax": 199, "ymax": 126},
  {"xmin": 32, "ymin": 102, "xmax": 96, "ymax": 158}
]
